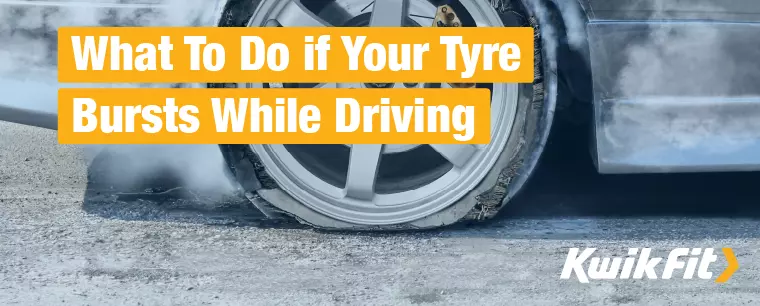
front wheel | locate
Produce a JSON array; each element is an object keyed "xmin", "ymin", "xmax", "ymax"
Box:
[{"xmin": 216, "ymin": 0, "xmax": 557, "ymax": 230}]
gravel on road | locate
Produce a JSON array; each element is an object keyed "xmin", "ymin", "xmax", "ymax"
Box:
[{"xmin": 1, "ymin": 122, "xmax": 759, "ymax": 305}]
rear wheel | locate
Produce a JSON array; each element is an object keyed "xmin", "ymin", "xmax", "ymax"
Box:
[{"xmin": 216, "ymin": 0, "xmax": 556, "ymax": 230}]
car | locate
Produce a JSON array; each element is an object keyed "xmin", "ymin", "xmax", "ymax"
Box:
[{"xmin": 1, "ymin": 0, "xmax": 759, "ymax": 230}]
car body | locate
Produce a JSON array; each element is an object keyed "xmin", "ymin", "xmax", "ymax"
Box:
[
  {"xmin": 1, "ymin": 0, "xmax": 758, "ymax": 229},
  {"xmin": 573, "ymin": 0, "xmax": 760, "ymax": 173}
]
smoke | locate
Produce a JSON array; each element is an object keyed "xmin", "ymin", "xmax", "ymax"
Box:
[
  {"xmin": 5, "ymin": 0, "xmax": 751, "ymax": 196},
  {"xmin": 514, "ymin": 0, "xmax": 758, "ymax": 157},
  {"xmin": 0, "ymin": 0, "xmax": 584, "ymax": 198},
  {"xmin": 613, "ymin": 0, "xmax": 734, "ymax": 98},
  {"xmin": 86, "ymin": 144, "xmax": 235, "ymax": 196},
  {"xmin": 0, "ymin": 0, "xmax": 234, "ymax": 196},
  {"xmin": 599, "ymin": 0, "xmax": 760, "ymax": 155},
  {"xmin": 516, "ymin": 0, "xmax": 589, "ymax": 71},
  {"xmin": 0, "ymin": 0, "xmax": 221, "ymax": 75},
  {"xmin": 522, "ymin": 0, "xmax": 556, "ymax": 71},
  {"xmin": 549, "ymin": 0, "xmax": 585, "ymax": 51}
]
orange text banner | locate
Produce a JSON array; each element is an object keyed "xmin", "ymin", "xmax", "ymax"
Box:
[
  {"xmin": 58, "ymin": 88, "xmax": 491, "ymax": 145},
  {"xmin": 58, "ymin": 27, "xmax": 534, "ymax": 83}
]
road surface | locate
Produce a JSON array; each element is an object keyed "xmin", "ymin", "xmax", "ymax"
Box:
[{"xmin": 1, "ymin": 121, "xmax": 760, "ymax": 305}]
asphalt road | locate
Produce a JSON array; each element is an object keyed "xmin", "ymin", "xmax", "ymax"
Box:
[{"xmin": 2, "ymin": 121, "xmax": 760, "ymax": 305}]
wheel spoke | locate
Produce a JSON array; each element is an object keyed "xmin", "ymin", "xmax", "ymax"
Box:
[
  {"xmin": 313, "ymin": 83, "xmax": 337, "ymax": 89},
  {"xmin": 430, "ymin": 144, "xmax": 477, "ymax": 168},
  {"xmin": 369, "ymin": 0, "xmax": 409, "ymax": 27},
  {"xmin": 345, "ymin": 144, "xmax": 383, "ymax": 200},
  {"xmin": 276, "ymin": 0, "xmax": 330, "ymax": 27}
]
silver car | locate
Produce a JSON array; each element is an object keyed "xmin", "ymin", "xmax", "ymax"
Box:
[{"xmin": 2, "ymin": 0, "xmax": 758, "ymax": 230}]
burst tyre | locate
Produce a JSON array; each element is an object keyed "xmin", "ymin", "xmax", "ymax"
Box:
[{"xmin": 216, "ymin": 0, "xmax": 557, "ymax": 230}]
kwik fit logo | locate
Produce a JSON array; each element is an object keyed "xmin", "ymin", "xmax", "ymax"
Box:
[{"xmin": 560, "ymin": 248, "xmax": 738, "ymax": 283}]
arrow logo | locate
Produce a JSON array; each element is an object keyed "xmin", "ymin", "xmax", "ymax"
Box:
[{"xmin": 715, "ymin": 248, "xmax": 738, "ymax": 283}]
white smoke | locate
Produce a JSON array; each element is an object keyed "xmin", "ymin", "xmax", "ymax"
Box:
[
  {"xmin": 518, "ymin": 0, "xmax": 588, "ymax": 71},
  {"xmin": 549, "ymin": 0, "xmax": 585, "ymax": 51},
  {"xmin": 514, "ymin": 0, "xmax": 758, "ymax": 160},
  {"xmin": 0, "ymin": 0, "xmax": 234, "ymax": 195},
  {"xmin": 602, "ymin": 0, "xmax": 757, "ymax": 154}
]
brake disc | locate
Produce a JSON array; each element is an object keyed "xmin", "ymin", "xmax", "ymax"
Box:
[{"xmin": 432, "ymin": 4, "xmax": 475, "ymax": 89}]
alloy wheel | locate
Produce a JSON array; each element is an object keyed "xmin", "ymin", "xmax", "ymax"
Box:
[{"xmin": 243, "ymin": 0, "xmax": 520, "ymax": 225}]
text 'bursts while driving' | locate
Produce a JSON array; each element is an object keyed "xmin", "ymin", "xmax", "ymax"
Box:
[{"xmin": 57, "ymin": 88, "xmax": 491, "ymax": 145}]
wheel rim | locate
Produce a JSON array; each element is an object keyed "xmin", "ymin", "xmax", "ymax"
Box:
[{"xmin": 243, "ymin": 0, "xmax": 520, "ymax": 225}]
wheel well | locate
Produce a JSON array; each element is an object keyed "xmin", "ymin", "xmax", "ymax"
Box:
[{"xmin": 523, "ymin": 0, "xmax": 593, "ymax": 128}]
